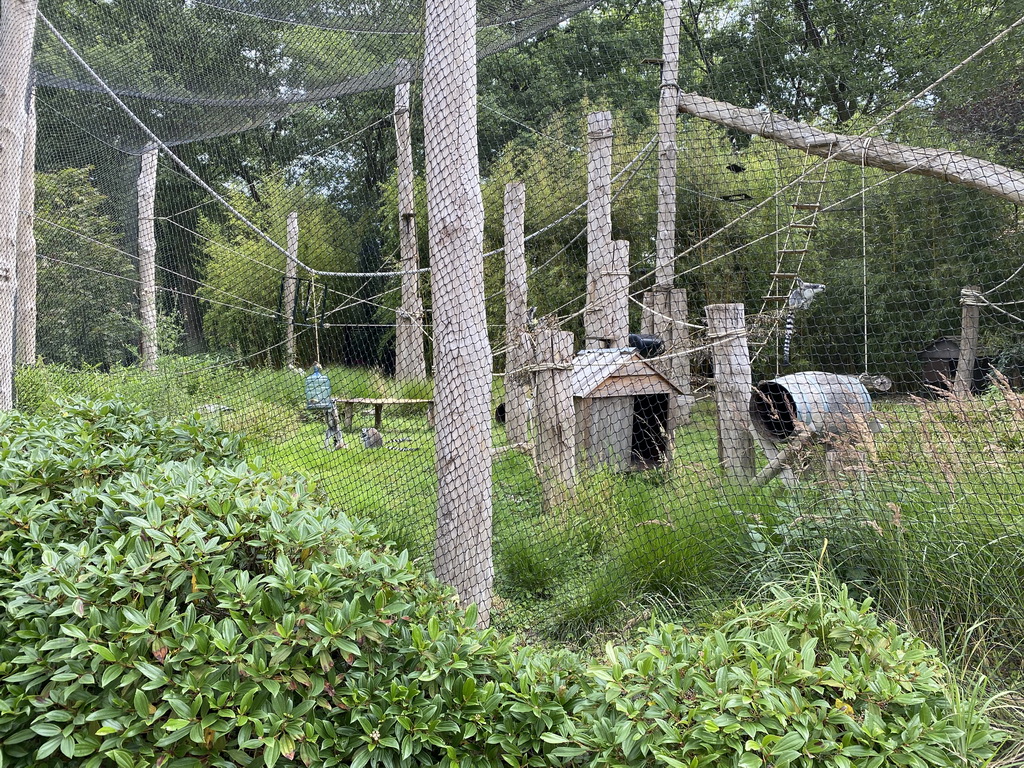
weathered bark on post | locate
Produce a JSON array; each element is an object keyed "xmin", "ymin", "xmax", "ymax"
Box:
[
  {"xmin": 394, "ymin": 59, "xmax": 427, "ymax": 382},
  {"xmin": 655, "ymin": 0, "xmax": 681, "ymax": 290},
  {"xmin": 15, "ymin": 87, "xmax": 36, "ymax": 367},
  {"xmin": 585, "ymin": 111, "xmax": 614, "ymax": 349},
  {"xmin": 0, "ymin": 0, "xmax": 39, "ymax": 407},
  {"xmin": 705, "ymin": 303, "xmax": 755, "ymax": 482},
  {"xmin": 284, "ymin": 211, "xmax": 299, "ymax": 367},
  {"xmin": 535, "ymin": 329, "xmax": 576, "ymax": 509},
  {"xmin": 642, "ymin": 287, "xmax": 692, "ymax": 424},
  {"xmin": 137, "ymin": 145, "xmax": 159, "ymax": 372},
  {"xmin": 504, "ymin": 181, "xmax": 530, "ymax": 446},
  {"xmin": 423, "ymin": 0, "xmax": 493, "ymax": 626},
  {"xmin": 953, "ymin": 286, "xmax": 982, "ymax": 398}
]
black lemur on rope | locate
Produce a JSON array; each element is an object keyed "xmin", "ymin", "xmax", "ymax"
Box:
[{"xmin": 783, "ymin": 278, "xmax": 826, "ymax": 366}]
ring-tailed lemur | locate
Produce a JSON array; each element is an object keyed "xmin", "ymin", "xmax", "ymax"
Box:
[
  {"xmin": 360, "ymin": 427, "xmax": 418, "ymax": 452},
  {"xmin": 783, "ymin": 278, "xmax": 826, "ymax": 366}
]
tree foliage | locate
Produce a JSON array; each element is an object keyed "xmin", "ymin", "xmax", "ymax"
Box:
[{"xmin": 34, "ymin": 168, "xmax": 137, "ymax": 368}]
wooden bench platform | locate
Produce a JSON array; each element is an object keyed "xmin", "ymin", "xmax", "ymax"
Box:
[{"xmin": 333, "ymin": 397, "xmax": 435, "ymax": 431}]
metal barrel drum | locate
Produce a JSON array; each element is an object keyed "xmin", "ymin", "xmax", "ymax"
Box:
[{"xmin": 749, "ymin": 371, "xmax": 876, "ymax": 443}]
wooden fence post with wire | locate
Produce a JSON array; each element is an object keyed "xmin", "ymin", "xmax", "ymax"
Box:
[
  {"xmin": 394, "ymin": 58, "xmax": 427, "ymax": 383},
  {"xmin": 535, "ymin": 329, "xmax": 576, "ymax": 509},
  {"xmin": 953, "ymin": 286, "xmax": 982, "ymax": 399},
  {"xmin": 705, "ymin": 303, "xmax": 755, "ymax": 482},
  {"xmin": 284, "ymin": 211, "xmax": 299, "ymax": 367},
  {"xmin": 504, "ymin": 181, "xmax": 531, "ymax": 446}
]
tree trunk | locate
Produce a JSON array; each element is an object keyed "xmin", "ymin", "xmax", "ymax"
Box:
[
  {"xmin": 424, "ymin": 0, "xmax": 494, "ymax": 627},
  {"xmin": 284, "ymin": 211, "xmax": 298, "ymax": 368},
  {"xmin": 394, "ymin": 61, "xmax": 427, "ymax": 382},
  {"xmin": 15, "ymin": 87, "xmax": 36, "ymax": 367},
  {"xmin": 137, "ymin": 146, "xmax": 159, "ymax": 372},
  {"xmin": 504, "ymin": 181, "xmax": 530, "ymax": 446},
  {"xmin": 0, "ymin": 0, "xmax": 38, "ymax": 408},
  {"xmin": 677, "ymin": 92, "xmax": 1024, "ymax": 205},
  {"xmin": 655, "ymin": 0, "xmax": 681, "ymax": 290}
]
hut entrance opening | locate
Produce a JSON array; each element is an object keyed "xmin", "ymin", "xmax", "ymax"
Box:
[{"xmin": 631, "ymin": 394, "xmax": 669, "ymax": 467}]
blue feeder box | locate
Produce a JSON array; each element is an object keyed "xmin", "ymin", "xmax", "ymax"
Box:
[{"xmin": 304, "ymin": 364, "xmax": 333, "ymax": 410}]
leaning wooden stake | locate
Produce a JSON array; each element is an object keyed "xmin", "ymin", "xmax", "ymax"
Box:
[
  {"xmin": 705, "ymin": 303, "xmax": 755, "ymax": 482},
  {"xmin": 751, "ymin": 428, "xmax": 812, "ymax": 489},
  {"xmin": 504, "ymin": 181, "xmax": 530, "ymax": 446},
  {"xmin": 0, "ymin": 0, "xmax": 39, "ymax": 407},
  {"xmin": 394, "ymin": 59, "xmax": 427, "ymax": 382},
  {"xmin": 655, "ymin": 0, "xmax": 681, "ymax": 290},
  {"xmin": 15, "ymin": 87, "xmax": 36, "ymax": 367},
  {"xmin": 678, "ymin": 92, "xmax": 1024, "ymax": 206},
  {"xmin": 137, "ymin": 146, "xmax": 159, "ymax": 372},
  {"xmin": 284, "ymin": 211, "xmax": 299, "ymax": 367},
  {"xmin": 953, "ymin": 286, "xmax": 982, "ymax": 398},
  {"xmin": 585, "ymin": 111, "xmax": 614, "ymax": 349},
  {"xmin": 423, "ymin": 0, "xmax": 493, "ymax": 626},
  {"xmin": 535, "ymin": 329, "xmax": 576, "ymax": 509}
]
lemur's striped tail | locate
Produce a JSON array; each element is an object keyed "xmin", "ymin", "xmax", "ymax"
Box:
[{"xmin": 783, "ymin": 311, "xmax": 795, "ymax": 365}]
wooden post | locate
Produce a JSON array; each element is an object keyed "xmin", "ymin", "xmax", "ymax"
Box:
[
  {"xmin": 642, "ymin": 287, "xmax": 692, "ymax": 424},
  {"xmin": 15, "ymin": 86, "xmax": 36, "ymax": 367},
  {"xmin": 607, "ymin": 239, "xmax": 630, "ymax": 348},
  {"xmin": 0, "ymin": 0, "xmax": 39, "ymax": 408},
  {"xmin": 137, "ymin": 145, "xmax": 159, "ymax": 372},
  {"xmin": 655, "ymin": 0, "xmax": 681, "ymax": 290},
  {"xmin": 585, "ymin": 111, "xmax": 613, "ymax": 349},
  {"xmin": 394, "ymin": 59, "xmax": 427, "ymax": 383},
  {"xmin": 284, "ymin": 211, "xmax": 299, "ymax": 367},
  {"xmin": 504, "ymin": 181, "xmax": 530, "ymax": 446},
  {"xmin": 535, "ymin": 329, "xmax": 576, "ymax": 509},
  {"xmin": 705, "ymin": 303, "xmax": 755, "ymax": 482},
  {"xmin": 423, "ymin": 0, "xmax": 493, "ymax": 626},
  {"xmin": 953, "ymin": 286, "xmax": 982, "ymax": 398}
]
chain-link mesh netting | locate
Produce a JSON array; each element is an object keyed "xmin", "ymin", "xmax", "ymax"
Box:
[{"xmin": 9, "ymin": 0, "xmax": 1024, "ymax": 679}]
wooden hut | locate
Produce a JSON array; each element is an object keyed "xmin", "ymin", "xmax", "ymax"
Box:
[
  {"xmin": 919, "ymin": 337, "xmax": 994, "ymax": 395},
  {"xmin": 571, "ymin": 348, "xmax": 683, "ymax": 472}
]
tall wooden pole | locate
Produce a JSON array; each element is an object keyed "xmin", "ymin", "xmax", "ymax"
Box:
[
  {"xmin": 424, "ymin": 0, "xmax": 493, "ymax": 626},
  {"xmin": 705, "ymin": 303, "xmax": 755, "ymax": 482},
  {"xmin": 15, "ymin": 87, "xmax": 36, "ymax": 367},
  {"xmin": 641, "ymin": 0, "xmax": 691, "ymax": 423},
  {"xmin": 504, "ymin": 181, "xmax": 530, "ymax": 446},
  {"xmin": 655, "ymin": 0, "xmax": 681, "ymax": 291},
  {"xmin": 137, "ymin": 146, "xmax": 159, "ymax": 372},
  {"xmin": 585, "ymin": 111, "xmax": 613, "ymax": 349},
  {"xmin": 284, "ymin": 211, "xmax": 299, "ymax": 367},
  {"xmin": 0, "ymin": 0, "xmax": 39, "ymax": 407},
  {"xmin": 535, "ymin": 329, "xmax": 576, "ymax": 509},
  {"xmin": 394, "ymin": 59, "xmax": 427, "ymax": 382},
  {"xmin": 953, "ymin": 286, "xmax": 982, "ymax": 398}
]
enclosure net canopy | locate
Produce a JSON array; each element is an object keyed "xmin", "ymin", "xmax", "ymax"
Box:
[{"xmin": 35, "ymin": 0, "xmax": 598, "ymax": 149}]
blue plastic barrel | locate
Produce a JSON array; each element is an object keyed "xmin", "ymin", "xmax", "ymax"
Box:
[{"xmin": 304, "ymin": 364, "xmax": 333, "ymax": 410}]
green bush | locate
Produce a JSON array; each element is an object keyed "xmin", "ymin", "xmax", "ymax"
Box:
[
  {"xmin": 0, "ymin": 402, "xmax": 1007, "ymax": 768},
  {"xmin": 569, "ymin": 585, "xmax": 1004, "ymax": 768},
  {"xmin": 0, "ymin": 401, "xmax": 580, "ymax": 768}
]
